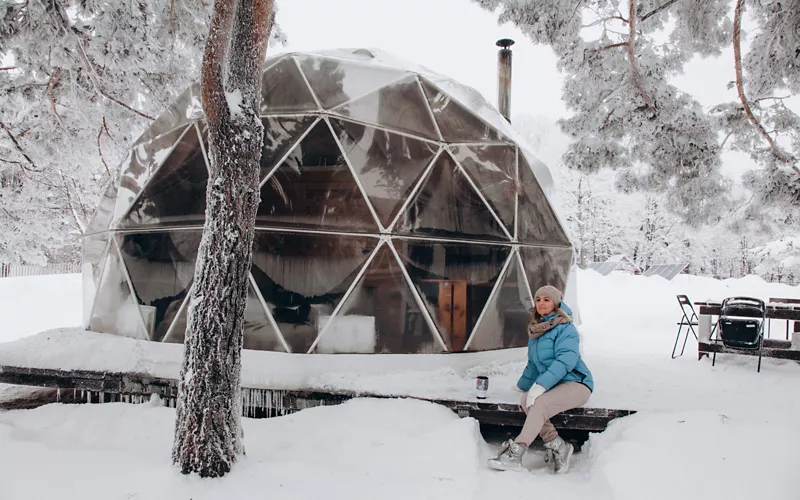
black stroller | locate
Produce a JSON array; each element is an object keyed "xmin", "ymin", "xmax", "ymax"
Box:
[{"xmin": 712, "ymin": 297, "xmax": 766, "ymax": 372}]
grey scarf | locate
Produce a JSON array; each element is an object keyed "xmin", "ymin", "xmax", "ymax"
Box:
[{"xmin": 528, "ymin": 312, "xmax": 571, "ymax": 339}]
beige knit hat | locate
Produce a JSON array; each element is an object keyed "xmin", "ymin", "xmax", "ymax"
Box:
[{"xmin": 534, "ymin": 285, "xmax": 563, "ymax": 305}]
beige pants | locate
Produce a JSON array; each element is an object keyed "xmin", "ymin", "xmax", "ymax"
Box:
[{"xmin": 515, "ymin": 382, "xmax": 591, "ymax": 445}]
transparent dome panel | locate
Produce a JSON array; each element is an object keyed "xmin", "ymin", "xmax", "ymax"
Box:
[
  {"xmin": 450, "ymin": 145, "xmax": 517, "ymax": 237},
  {"xmin": 466, "ymin": 254, "xmax": 532, "ymax": 351},
  {"xmin": 134, "ymin": 83, "xmax": 203, "ymax": 146},
  {"xmin": 419, "ymin": 80, "xmax": 503, "ymax": 143},
  {"xmin": 120, "ymin": 124, "xmax": 209, "ymax": 228},
  {"xmin": 518, "ymin": 246, "xmax": 573, "ymax": 296},
  {"xmin": 296, "ymin": 55, "xmax": 407, "ymax": 110},
  {"xmin": 86, "ymin": 181, "xmax": 118, "ymax": 235},
  {"xmin": 395, "ymin": 151, "xmax": 508, "ymax": 241},
  {"xmin": 394, "ymin": 239, "xmax": 510, "ymax": 351},
  {"xmin": 260, "ymin": 116, "xmax": 317, "ymax": 181},
  {"xmin": 257, "ymin": 120, "xmax": 379, "ymax": 232},
  {"xmin": 331, "ymin": 118, "xmax": 438, "ymax": 228},
  {"xmin": 114, "ymin": 125, "xmax": 194, "ymax": 226},
  {"xmin": 117, "ymin": 231, "xmax": 202, "ymax": 341},
  {"xmin": 260, "ymin": 57, "xmax": 319, "ymax": 114},
  {"xmin": 332, "ymin": 76, "xmax": 439, "ymax": 140},
  {"xmin": 517, "ymin": 156, "xmax": 571, "ymax": 246},
  {"xmin": 89, "ymin": 241, "xmax": 148, "ymax": 340},
  {"xmin": 81, "ymin": 233, "xmax": 109, "ymax": 328},
  {"xmin": 316, "ymin": 244, "xmax": 445, "ymax": 354},
  {"xmin": 250, "ymin": 231, "xmax": 379, "ymax": 353}
]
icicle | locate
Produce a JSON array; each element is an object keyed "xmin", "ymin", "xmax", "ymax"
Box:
[{"xmin": 56, "ymin": 388, "xmax": 61, "ymax": 402}]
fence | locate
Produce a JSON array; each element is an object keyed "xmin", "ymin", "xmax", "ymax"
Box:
[{"xmin": 0, "ymin": 262, "xmax": 81, "ymax": 278}]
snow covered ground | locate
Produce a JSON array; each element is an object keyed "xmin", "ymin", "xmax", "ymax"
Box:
[{"xmin": 0, "ymin": 270, "xmax": 799, "ymax": 499}]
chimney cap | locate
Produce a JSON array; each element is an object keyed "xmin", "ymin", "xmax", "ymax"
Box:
[{"xmin": 496, "ymin": 38, "xmax": 515, "ymax": 49}]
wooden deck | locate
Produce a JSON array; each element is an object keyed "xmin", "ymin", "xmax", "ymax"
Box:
[{"xmin": 0, "ymin": 365, "xmax": 634, "ymax": 432}]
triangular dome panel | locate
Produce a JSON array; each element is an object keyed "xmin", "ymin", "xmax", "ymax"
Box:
[
  {"xmin": 450, "ymin": 145, "xmax": 517, "ymax": 237},
  {"xmin": 316, "ymin": 244, "xmax": 445, "ymax": 354},
  {"xmin": 518, "ymin": 156, "xmax": 571, "ymax": 246},
  {"xmin": 296, "ymin": 55, "xmax": 408, "ymax": 110},
  {"xmin": 395, "ymin": 151, "xmax": 508, "ymax": 241},
  {"xmin": 393, "ymin": 239, "xmax": 510, "ymax": 351},
  {"xmin": 134, "ymin": 84, "xmax": 203, "ymax": 146},
  {"xmin": 259, "ymin": 115, "xmax": 317, "ymax": 181},
  {"xmin": 117, "ymin": 231, "xmax": 202, "ymax": 340},
  {"xmin": 466, "ymin": 254, "xmax": 531, "ymax": 351},
  {"xmin": 331, "ymin": 76, "xmax": 439, "ymax": 140},
  {"xmin": 257, "ymin": 120, "xmax": 379, "ymax": 232},
  {"xmin": 330, "ymin": 118, "xmax": 439, "ymax": 228},
  {"xmin": 244, "ymin": 282, "xmax": 289, "ymax": 352},
  {"xmin": 86, "ymin": 181, "xmax": 117, "ymax": 235},
  {"xmin": 89, "ymin": 240, "xmax": 149, "ymax": 340},
  {"xmin": 114, "ymin": 124, "xmax": 193, "ymax": 226},
  {"xmin": 250, "ymin": 231, "xmax": 379, "ymax": 353},
  {"xmin": 419, "ymin": 80, "xmax": 504, "ymax": 143},
  {"xmin": 260, "ymin": 57, "xmax": 320, "ymax": 114},
  {"xmin": 119, "ymin": 124, "xmax": 209, "ymax": 228},
  {"xmin": 82, "ymin": 233, "xmax": 109, "ymax": 328},
  {"xmin": 518, "ymin": 246, "xmax": 573, "ymax": 297}
]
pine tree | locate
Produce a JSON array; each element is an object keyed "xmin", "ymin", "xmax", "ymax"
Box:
[
  {"xmin": 475, "ymin": 0, "xmax": 800, "ymax": 222},
  {"xmin": 171, "ymin": 0, "xmax": 273, "ymax": 478}
]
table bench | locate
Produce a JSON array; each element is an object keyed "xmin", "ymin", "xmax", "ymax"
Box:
[{"xmin": 695, "ymin": 301, "xmax": 800, "ymax": 362}]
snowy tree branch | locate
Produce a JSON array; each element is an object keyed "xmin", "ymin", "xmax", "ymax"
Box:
[
  {"xmin": 0, "ymin": 121, "xmax": 40, "ymax": 172},
  {"xmin": 96, "ymin": 122, "xmax": 111, "ymax": 177},
  {"xmin": 46, "ymin": 68, "xmax": 63, "ymax": 124},
  {"xmin": 592, "ymin": 42, "xmax": 629, "ymax": 52},
  {"xmin": 627, "ymin": 0, "xmax": 655, "ymax": 110},
  {"xmin": 639, "ymin": 0, "xmax": 679, "ymax": 23},
  {"xmin": 0, "ymin": 67, "xmax": 17, "ymax": 71},
  {"xmin": 73, "ymin": 34, "xmax": 156, "ymax": 121},
  {"xmin": 732, "ymin": 0, "xmax": 797, "ymax": 172}
]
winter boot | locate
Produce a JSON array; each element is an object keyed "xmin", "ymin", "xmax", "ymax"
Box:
[
  {"xmin": 487, "ymin": 439, "xmax": 527, "ymax": 471},
  {"xmin": 543, "ymin": 435, "xmax": 574, "ymax": 474}
]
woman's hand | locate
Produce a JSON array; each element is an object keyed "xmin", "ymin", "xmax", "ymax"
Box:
[{"xmin": 525, "ymin": 384, "xmax": 546, "ymax": 408}]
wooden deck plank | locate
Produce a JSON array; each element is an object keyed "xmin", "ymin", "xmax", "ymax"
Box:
[{"xmin": 0, "ymin": 365, "xmax": 635, "ymax": 431}]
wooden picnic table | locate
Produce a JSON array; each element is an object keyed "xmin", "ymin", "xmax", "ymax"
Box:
[{"xmin": 694, "ymin": 299, "xmax": 800, "ymax": 362}]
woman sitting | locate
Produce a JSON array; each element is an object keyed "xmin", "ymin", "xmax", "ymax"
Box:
[{"xmin": 487, "ymin": 285, "xmax": 594, "ymax": 474}]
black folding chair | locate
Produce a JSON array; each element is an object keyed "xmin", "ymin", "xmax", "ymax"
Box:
[
  {"xmin": 712, "ymin": 297, "xmax": 766, "ymax": 372},
  {"xmin": 673, "ymin": 295, "xmax": 699, "ymax": 359}
]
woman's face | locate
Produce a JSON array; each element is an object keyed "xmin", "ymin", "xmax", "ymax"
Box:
[{"xmin": 535, "ymin": 295, "xmax": 556, "ymax": 316}]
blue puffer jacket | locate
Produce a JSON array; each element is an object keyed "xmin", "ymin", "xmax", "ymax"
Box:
[{"xmin": 516, "ymin": 303, "xmax": 594, "ymax": 393}]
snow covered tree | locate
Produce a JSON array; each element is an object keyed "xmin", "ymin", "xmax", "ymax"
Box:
[
  {"xmin": 172, "ymin": 0, "xmax": 273, "ymax": 478},
  {"xmin": 0, "ymin": 1, "xmax": 285, "ymax": 264},
  {"xmin": 475, "ymin": 0, "xmax": 799, "ymax": 223},
  {"xmin": 0, "ymin": 1, "xmax": 210, "ymax": 263}
]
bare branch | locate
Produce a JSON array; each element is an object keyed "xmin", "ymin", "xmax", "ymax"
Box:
[
  {"xmin": 0, "ymin": 121, "xmax": 40, "ymax": 172},
  {"xmin": 628, "ymin": 0, "xmax": 655, "ymax": 110},
  {"xmin": 732, "ymin": 0, "xmax": 797, "ymax": 173},
  {"xmin": 591, "ymin": 42, "xmax": 629, "ymax": 53},
  {"xmin": 640, "ymin": 0, "xmax": 679, "ymax": 23},
  {"xmin": 0, "ymin": 67, "xmax": 17, "ymax": 71},
  {"xmin": 0, "ymin": 156, "xmax": 22, "ymax": 165},
  {"xmin": 97, "ymin": 122, "xmax": 111, "ymax": 177},
  {"xmin": 752, "ymin": 95, "xmax": 790, "ymax": 105},
  {"xmin": 46, "ymin": 67, "xmax": 63, "ymax": 124}
]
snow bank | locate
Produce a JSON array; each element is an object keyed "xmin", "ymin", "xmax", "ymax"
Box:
[
  {"xmin": 0, "ymin": 398, "xmax": 484, "ymax": 500},
  {"xmin": 0, "ymin": 274, "xmax": 81, "ymax": 343}
]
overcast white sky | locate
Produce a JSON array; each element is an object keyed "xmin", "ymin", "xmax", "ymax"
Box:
[
  {"xmin": 275, "ymin": 0, "xmax": 753, "ymax": 118},
  {"xmin": 274, "ymin": 0, "xmax": 792, "ymax": 182}
]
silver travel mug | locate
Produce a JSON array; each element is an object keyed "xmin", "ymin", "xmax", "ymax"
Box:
[{"xmin": 476, "ymin": 376, "xmax": 489, "ymax": 399}]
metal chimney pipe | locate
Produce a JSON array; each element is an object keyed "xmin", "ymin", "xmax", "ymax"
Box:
[{"xmin": 496, "ymin": 38, "xmax": 515, "ymax": 123}]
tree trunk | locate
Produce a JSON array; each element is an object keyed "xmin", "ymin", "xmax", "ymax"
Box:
[{"xmin": 172, "ymin": 0, "xmax": 273, "ymax": 478}]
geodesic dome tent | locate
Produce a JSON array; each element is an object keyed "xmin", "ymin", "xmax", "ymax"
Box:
[{"xmin": 82, "ymin": 48, "xmax": 573, "ymax": 354}]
